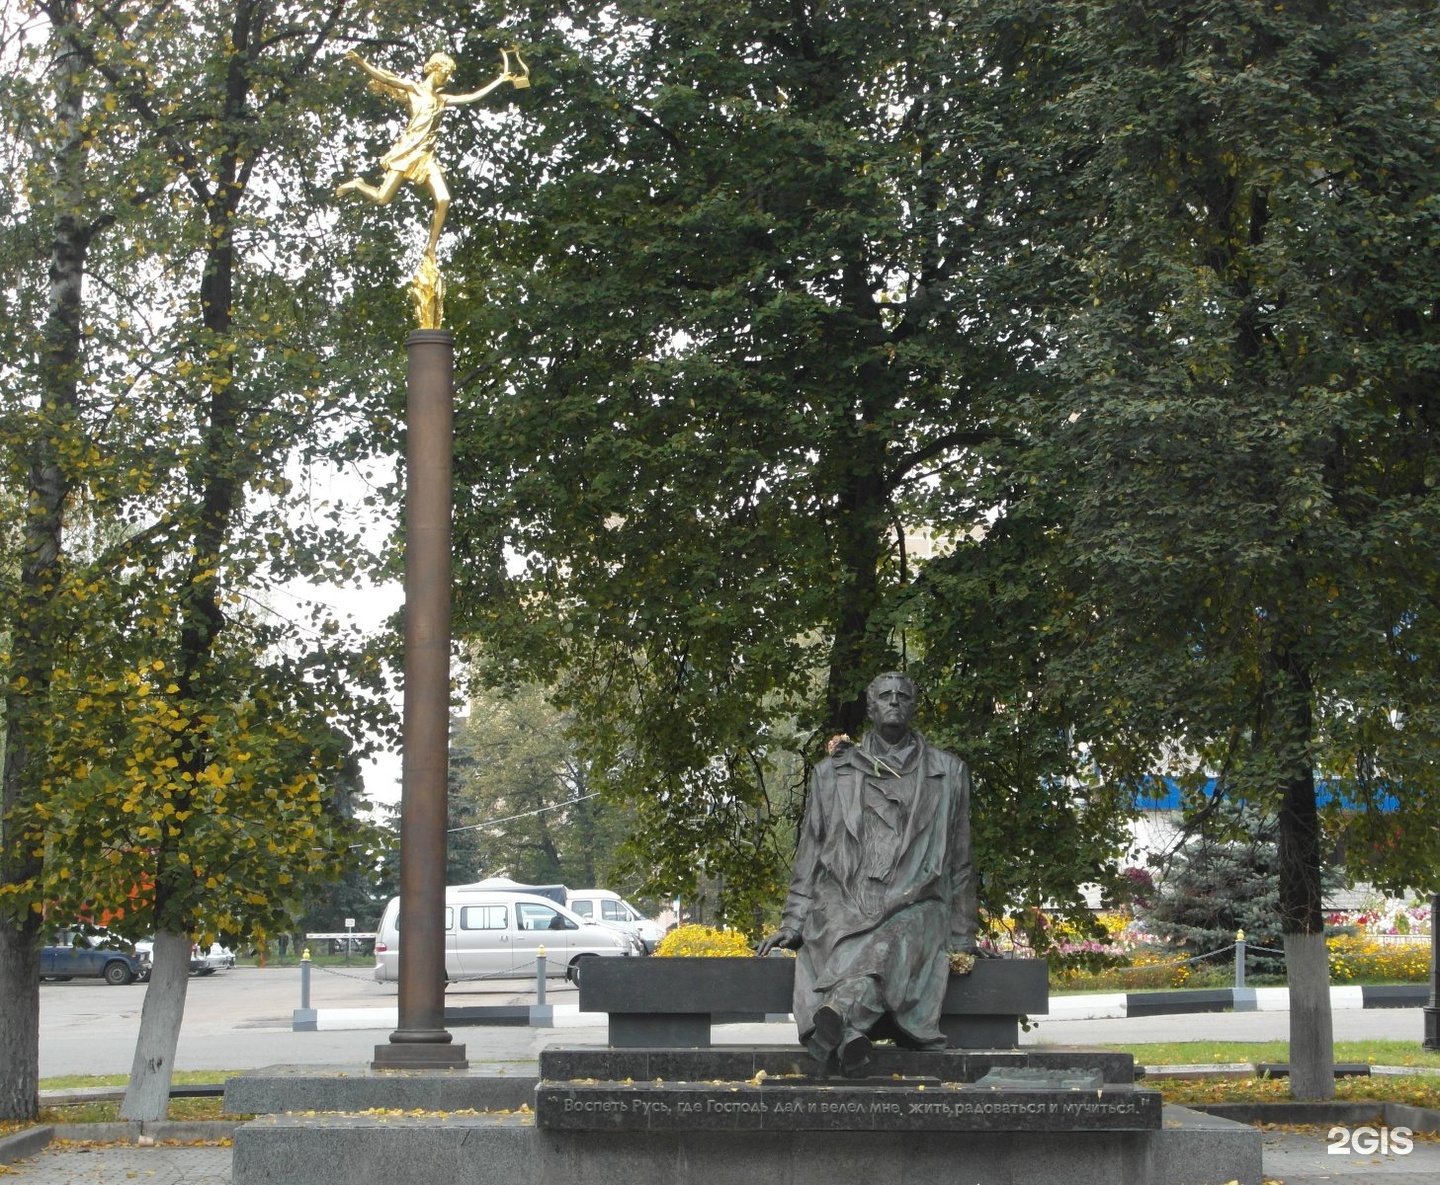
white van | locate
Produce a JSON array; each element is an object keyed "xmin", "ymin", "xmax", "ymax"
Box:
[
  {"xmin": 372, "ymin": 888, "xmax": 631, "ymax": 985},
  {"xmin": 565, "ymin": 889, "xmax": 665, "ymax": 954}
]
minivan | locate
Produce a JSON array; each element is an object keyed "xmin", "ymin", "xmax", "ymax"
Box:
[
  {"xmin": 565, "ymin": 889, "xmax": 665, "ymax": 954},
  {"xmin": 372, "ymin": 887, "xmax": 632, "ymax": 985}
]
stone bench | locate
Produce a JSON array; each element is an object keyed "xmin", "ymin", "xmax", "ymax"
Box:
[{"xmin": 577, "ymin": 956, "xmax": 1048, "ymax": 1048}]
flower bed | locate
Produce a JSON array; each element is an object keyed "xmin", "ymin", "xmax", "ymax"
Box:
[{"xmin": 1327, "ymin": 934, "xmax": 1433, "ymax": 984}]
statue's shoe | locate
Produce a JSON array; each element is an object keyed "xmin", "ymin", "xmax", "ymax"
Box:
[
  {"xmin": 812, "ymin": 1005, "xmax": 843, "ymax": 1052},
  {"xmin": 839, "ymin": 1031, "xmax": 873, "ymax": 1077}
]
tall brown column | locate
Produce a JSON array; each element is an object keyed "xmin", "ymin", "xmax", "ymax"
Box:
[{"xmin": 373, "ymin": 329, "xmax": 467, "ymax": 1069}]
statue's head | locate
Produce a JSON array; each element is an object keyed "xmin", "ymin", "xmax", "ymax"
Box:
[
  {"xmin": 866, "ymin": 672, "xmax": 917, "ymax": 734},
  {"xmin": 424, "ymin": 52, "xmax": 457, "ymax": 84}
]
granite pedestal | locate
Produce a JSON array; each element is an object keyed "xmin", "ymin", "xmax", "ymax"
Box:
[{"xmin": 232, "ymin": 1106, "xmax": 1262, "ymax": 1185}]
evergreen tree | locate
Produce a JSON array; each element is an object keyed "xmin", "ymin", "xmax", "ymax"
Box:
[{"xmin": 1137, "ymin": 806, "xmax": 1344, "ymax": 978}]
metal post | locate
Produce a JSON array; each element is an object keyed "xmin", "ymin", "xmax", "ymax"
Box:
[
  {"xmin": 1424, "ymin": 893, "xmax": 1440, "ymax": 1052},
  {"xmin": 1232, "ymin": 929, "xmax": 1256, "ymax": 1012},
  {"xmin": 292, "ymin": 948, "xmax": 318, "ymax": 1032},
  {"xmin": 373, "ymin": 329, "xmax": 466, "ymax": 1070},
  {"xmin": 536, "ymin": 946, "xmax": 547, "ymax": 1007}
]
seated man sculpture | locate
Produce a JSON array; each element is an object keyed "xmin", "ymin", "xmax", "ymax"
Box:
[{"xmin": 758, "ymin": 672, "xmax": 976, "ymax": 1075}]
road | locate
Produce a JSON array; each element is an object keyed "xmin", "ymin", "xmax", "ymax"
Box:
[
  {"xmin": 41, "ymin": 963, "xmax": 554, "ymax": 1077},
  {"xmin": 39, "ymin": 964, "xmax": 1435, "ymax": 1078}
]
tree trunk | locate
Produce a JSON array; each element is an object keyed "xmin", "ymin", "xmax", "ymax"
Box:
[
  {"xmin": 0, "ymin": 919, "xmax": 41, "ymax": 1120},
  {"xmin": 120, "ymin": 13, "xmax": 251, "ymax": 1122},
  {"xmin": 1272, "ymin": 646, "xmax": 1335, "ymax": 1099},
  {"xmin": 822, "ymin": 435, "xmax": 894, "ymax": 737},
  {"xmin": 1285, "ymin": 930, "xmax": 1335, "ymax": 1099},
  {"xmin": 120, "ymin": 929, "xmax": 193, "ymax": 1121},
  {"xmin": 0, "ymin": 4, "xmax": 92, "ymax": 1121}
]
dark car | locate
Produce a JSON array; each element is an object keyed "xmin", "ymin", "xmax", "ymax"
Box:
[{"xmin": 41, "ymin": 931, "xmax": 143, "ymax": 986}]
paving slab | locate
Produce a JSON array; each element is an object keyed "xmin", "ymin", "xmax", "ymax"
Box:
[
  {"xmin": 6, "ymin": 1115, "xmax": 1440, "ymax": 1183},
  {"xmin": 1260, "ymin": 1125, "xmax": 1440, "ymax": 1184},
  {"xmin": 0, "ymin": 1139, "xmax": 232, "ymax": 1183}
]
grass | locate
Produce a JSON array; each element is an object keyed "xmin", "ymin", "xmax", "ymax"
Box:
[
  {"xmin": 30, "ymin": 1096, "xmax": 232, "ymax": 1126},
  {"xmin": 1110, "ymin": 1039, "xmax": 1440, "ymax": 1070},
  {"xmin": 0, "ymin": 1071, "xmax": 241, "ymax": 1133},
  {"xmin": 38, "ymin": 1069, "xmax": 232, "ymax": 1091},
  {"xmin": 1148, "ymin": 1073, "xmax": 1440, "ymax": 1113},
  {"xmin": 1106, "ymin": 1039, "xmax": 1440, "ymax": 1114}
]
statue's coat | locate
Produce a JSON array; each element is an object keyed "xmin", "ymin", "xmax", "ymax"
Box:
[{"xmin": 780, "ymin": 730, "xmax": 975, "ymax": 1047}]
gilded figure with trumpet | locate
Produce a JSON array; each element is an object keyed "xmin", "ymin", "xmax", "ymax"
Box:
[{"xmin": 337, "ymin": 47, "xmax": 529, "ymax": 326}]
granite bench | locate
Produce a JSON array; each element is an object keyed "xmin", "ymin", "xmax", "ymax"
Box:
[{"xmin": 577, "ymin": 955, "xmax": 1048, "ymax": 1048}]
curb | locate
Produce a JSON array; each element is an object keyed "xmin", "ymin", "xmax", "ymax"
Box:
[
  {"xmin": 1047, "ymin": 983, "xmax": 1429, "ymax": 1021},
  {"xmin": 0, "ymin": 1124, "xmax": 54, "ymax": 1166},
  {"xmin": 299, "ymin": 985, "xmax": 1430, "ymax": 1029}
]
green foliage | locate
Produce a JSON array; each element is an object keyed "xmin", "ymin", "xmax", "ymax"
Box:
[
  {"xmin": 447, "ymin": 684, "xmax": 634, "ymax": 890},
  {"xmin": 433, "ymin": 0, "xmax": 1125, "ymax": 929},
  {"xmin": 0, "ymin": 5, "xmax": 428, "ymax": 1069},
  {"xmin": 1029, "ymin": 0, "xmax": 1440, "ymax": 915}
]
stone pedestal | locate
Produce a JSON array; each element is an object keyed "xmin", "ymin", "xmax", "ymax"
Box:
[
  {"xmin": 536, "ymin": 1045, "xmax": 1160, "ymax": 1133},
  {"xmin": 229, "ymin": 1044, "xmax": 1262, "ymax": 1185},
  {"xmin": 233, "ymin": 1106, "xmax": 1263, "ymax": 1185}
]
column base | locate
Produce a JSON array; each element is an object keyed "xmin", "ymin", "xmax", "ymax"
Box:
[{"xmin": 372, "ymin": 1040, "xmax": 469, "ymax": 1070}]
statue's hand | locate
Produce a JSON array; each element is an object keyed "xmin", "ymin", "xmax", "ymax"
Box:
[
  {"xmin": 344, "ymin": 49, "xmax": 362, "ymax": 64},
  {"xmin": 756, "ymin": 927, "xmax": 800, "ymax": 957}
]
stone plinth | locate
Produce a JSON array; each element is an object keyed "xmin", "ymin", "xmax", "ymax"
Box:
[
  {"xmin": 232, "ymin": 1107, "xmax": 1263, "ymax": 1185},
  {"xmin": 535, "ymin": 1045, "xmax": 1158, "ymax": 1134},
  {"xmin": 225, "ymin": 1065, "xmax": 534, "ymax": 1116}
]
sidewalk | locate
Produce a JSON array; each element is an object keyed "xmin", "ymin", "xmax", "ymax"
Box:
[
  {"xmin": 6, "ymin": 1112, "xmax": 1440, "ymax": 1184},
  {"xmin": 2, "ymin": 1138, "xmax": 231, "ymax": 1183}
]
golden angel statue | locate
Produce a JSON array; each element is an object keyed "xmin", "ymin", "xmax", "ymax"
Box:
[{"xmin": 337, "ymin": 47, "xmax": 529, "ymax": 263}]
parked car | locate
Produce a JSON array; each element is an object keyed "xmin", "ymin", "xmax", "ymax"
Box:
[
  {"xmin": 566, "ymin": 890, "xmax": 665, "ymax": 954},
  {"xmin": 40, "ymin": 931, "xmax": 142, "ymax": 986},
  {"xmin": 131, "ymin": 938, "xmax": 235, "ymax": 976},
  {"xmin": 195, "ymin": 943, "xmax": 236, "ymax": 973},
  {"xmin": 372, "ymin": 888, "xmax": 633, "ymax": 985}
]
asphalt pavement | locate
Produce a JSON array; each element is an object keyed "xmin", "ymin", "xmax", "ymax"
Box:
[
  {"xmin": 5, "ymin": 966, "xmax": 1437, "ymax": 1184},
  {"xmin": 35, "ymin": 963, "xmax": 1437, "ymax": 1077}
]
